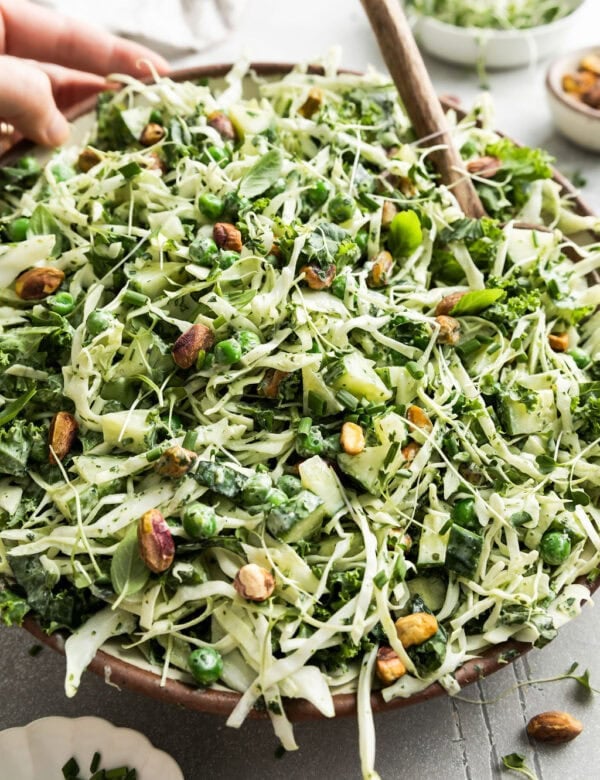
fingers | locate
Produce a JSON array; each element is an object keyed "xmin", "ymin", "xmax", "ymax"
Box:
[
  {"xmin": 0, "ymin": 0, "xmax": 170, "ymax": 77},
  {"xmin": 0, "ymin": 55, "xmax": 69, "ymax": 146},
  {"xmin": 37, "ymin": 62, "xmax": 108, "ymax": 112}
]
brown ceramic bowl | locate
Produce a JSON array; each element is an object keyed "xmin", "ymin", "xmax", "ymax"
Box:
[{"xmin": 3, "ymin": 63, "xmax": 598, "ymax": 720}]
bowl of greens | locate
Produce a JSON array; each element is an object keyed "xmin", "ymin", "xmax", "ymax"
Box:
[
  {"xmin": 1, "ymin": 59, "xmax": 600, "ymax": 777},
  {"xmin": 406, "ymin": 0, "xmax": 587, "ymax": 70}
]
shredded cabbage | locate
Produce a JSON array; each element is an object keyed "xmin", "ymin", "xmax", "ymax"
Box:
[{"xmin": 1, "ymin": 57, "xmax": 600, "ymax": 778}]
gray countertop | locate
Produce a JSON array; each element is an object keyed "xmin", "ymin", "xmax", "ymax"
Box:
[{"xmin": 2, "ymin": 1, "xmax": 600, "ymax": 778}]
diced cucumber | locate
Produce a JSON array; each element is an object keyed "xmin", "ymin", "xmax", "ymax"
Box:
[
  {"xmin": 100, "ymin": 410, "xmax": 153, "ymax": 453},
  {"xmin": 302, "ymin": 364, "xmax": 342, "ymax": 416},
  {"xmin": 266, "ymin": 490, "xmax": 326, "ymax": 543},
  {"xmin": 298, "ymin": 456, "xmax": 345, "ymax": 516},
  {"xmin": 407, "ymin": 575, "xmax": 447, "ymax": 612},
  {"xmin": 385, "ymin": 365, "xmax": 419, "ymax": 405},
  {"xmin": 120, "ymin": 106, "xmax": 153, "ymax": 141},
  {"xmin": 331, "ymin": 351, "xmax": 392, "ymax": 403},
  {"xmin": 445, "ymin": 524, "xmax": 482, "ymax": 577},
  {"xmin": 147, "ymin": 212, "xmax": 185, "ymax": 241},
  {"xmin": 338, "ymin": 412, "xmax": 406, "ymax": 494},
  {"xmin": 229, "ymin": 100, "xmax": 274, "ymax": 138},
  {"xmin": 108, "ymin": 329, "xmax": 172, "ymax": 382},
  {"xmin": 0, "ymin": 482, "xmax": 22, "ymax": 515},
  {"xmin": 317, "ymin": 532, "xmax": 362, "ymax": 557},
  {"xmin": 523, "ymin": 512, "xmax": 554, "ymax": 551},
  {"xmin": 501, "ymin": 388, "xmax": 556, "ymax": 435},
  {"xmin": 506, "ymin": 227, "xmax": 556, "ymax": 273},
  {"xmin": 48, "ymin": 479, "xmax": 99, "ymax": 521},
  {"xmin": 127, "ymin": 262, "xmax": 187, "ymax": 298},
  {"xmin": 417, "ymin": 512, "xmax": 450, "ymax": 567}
]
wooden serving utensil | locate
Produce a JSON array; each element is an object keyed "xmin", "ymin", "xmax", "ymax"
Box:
[{"xmin": 360, "ymin": 0, "xmax": 486, "ymax": 219}]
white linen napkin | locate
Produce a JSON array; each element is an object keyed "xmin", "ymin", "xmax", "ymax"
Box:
[{"xmin": 32, "ymin": 0, "xmax": 246, "ymax": 56}]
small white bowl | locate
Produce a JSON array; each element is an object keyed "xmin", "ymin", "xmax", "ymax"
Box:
[
  {"xmin": 0, "ymin": 716, "xmax": 183, "ymax": 780},
  {"xmin": 546, "ymin": 46, "xmax": 600, "ymax": 152},
  {"xmin": 412, "ymin": 1, "xmax": 586, "ymax": 70}
]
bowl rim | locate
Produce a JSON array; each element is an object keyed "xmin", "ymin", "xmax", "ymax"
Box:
[
  {"xmin": 413, "ymin": 0, "xmax": 587, "ymax": 38},
  {"xmin": 3, "ymin": 60, "xmax": 598, "ymax": 721},
  {"xmin": 546, "ymin": 45, "xmax": 600, "ymax": 120}
]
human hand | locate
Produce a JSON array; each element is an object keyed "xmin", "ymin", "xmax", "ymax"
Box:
[{"xmin": 0, "ymin": 0, "xmax": 170, "ymax": 147}]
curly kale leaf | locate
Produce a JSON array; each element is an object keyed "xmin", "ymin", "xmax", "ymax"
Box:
[
  {"xmin": 481, "ymin": 279, "xmax": 541, "ymax": 332},
  {"xmin": 7, "ymin": 554, "xmax": 100, "ymax": 632},
  {"xmin": 0, "ymin": 585, "xmax": 30, "ymax": 626},
  {"xmin": 406, "ymin": 596, "xmax": 448, "ymax": 675},
  {"xmin": 0, "ymin": 419, "xmax": 47, "ymax": 476},
  {"xmin": 476, "ymin": 140, "xmax": 553, "ymax": 219},
  {"xmin": 383, "ymin": 316, "xmax": 432, "ymax": 352},
  {"xmin": 437, "ymin": 218, "xmax": 504, "ymax": 273},
  {"xmin": 302, "ymin": 222, "xmax": 360, "ymax": 270},
  {"xmin": 486, "ymin": 139, "xmax": 553, "ymax": 183},
  {"xmin": 575, "ymin": 395, "xmax": 600, "ymax": 443},
  {"xmin": 0, "ymin": 486, "xmax": 43, "ymax": 530},
  {"xmin": 194, "ymin": 461, "xmax": 247, "ymax": 498}
]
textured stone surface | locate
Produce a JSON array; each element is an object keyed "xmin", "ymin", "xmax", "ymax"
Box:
[{"xmin": 2, "ymin": 1, "xmax": 600, "ymax": 777}]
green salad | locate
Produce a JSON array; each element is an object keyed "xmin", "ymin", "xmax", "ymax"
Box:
[
  {"xmin": 406, "ymin": 0, "xmax": 582, "ymax": 29},
  {"xmin": 1, "ymin": 59, "xmax": 600, "ymax": 778}
]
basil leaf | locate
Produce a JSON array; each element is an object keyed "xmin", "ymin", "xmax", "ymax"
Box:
[
  {"xmin": 451, "ymin": 288, "xmax": 505, "ymax": 316},
  {"xmin": 0, "ymin": 387, "xmax": 36, "ymax": 427},
  {"xmin": 536, "ymin": 454, "xmax": 556, "ymax": 474},
  {"xmin": 119, "ymin": 161, "xmax": 142, "ymax": 180},
  {"xmin": 239, "ymin": 149, "xmax": 283, "ymax": 198},
  {"xmin": 27, "ymin": 203, "xmax": 63, "ymax": 257},
  {"xmin": 110, "ymin": 525, "xmax": 149, "ymax": 596}
]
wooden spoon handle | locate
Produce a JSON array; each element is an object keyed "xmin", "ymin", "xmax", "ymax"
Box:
[{"xmin": 361, "ymin": 0, "xmax": 486, "ymax": 219}]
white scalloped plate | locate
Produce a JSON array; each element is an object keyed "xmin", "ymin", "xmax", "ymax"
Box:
[{"xmin": 0, "ymin": 716, "xmax": 183, "ymax": 779}]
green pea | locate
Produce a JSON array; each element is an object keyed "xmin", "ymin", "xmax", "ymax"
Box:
[
  {"xmin": 568, "ymin": 347, "xmax": 590, "ymax": 369},
  {"xmin": 188, "ymin": 647, "xmax": 223, "ymax": 685},
  {"xmin": 242, "ymin": 472, "xmax": 273, "ymax": 505},
  {"xmin": 331, "ymin": 275, "xmax": 347, "ymax": 300},
  {"xmin": 540, "ymin": 531, "xmax": 571, "ymax": 566},
  {"xmin": 198, "ymin": 193, "xmax": 224, "ymax": 220},
  {"xmin": 276, "ymin": 475, "xmax": 303, "ymax": 498},
  {"xmin": 238, "ymin": 330, "xmax": 261, "ymax": 354},
  {"xmin": 8, "ymin": 217, "xmax": 30, "ymax": 242},
  {"xmin": 265, "ymin": 487, "xmax": 288, "ymax": 507},
  {"xmin": 355, "ymin": 228, "xmax": 369, "ymax": 256},
  {"xmin": 296, "ymin": 427, "xmax": 324, "ymax": 457},
  {"xmin": 214, "ymin": 338, "xmax": 242, "ymax": 364},
  {"xmin": 149, "ymin": 109, "xmax": 163, "ymax": 124},
  {"xmin": 328, "ymin": 194, "xmax": 354, "ymax": 223},
  {"xmin": 204, "ymin": 145, "xmax": 230, "ymax": 166},
  {"xmin": 451, "ymin": 498, "xmax": 478, "ymax": 532},
  {"xmin": 17, "ymin": 156, "xmax": 40, "ymax": 174},
  {"xmin": 189, "ymin": 236, "xmax": 219, "ymax": 266},
  {"xmin": 47, "ymin": 291, "xmax": 74, "ymax": 315},
  {"xmin": 305, "ymin": 180, "xmax": 330, "ymax": 209},
  {"xmin": 389, "ymin": 210, "xmax": 423, "ymax": 257},
  {"xmin": 183, "ymin": 502, "xmax": 218, "ymax": 539},
  {"xmin": 218, "ymin": 250, "xmax": 240, "ymax": 269},
  {"xmin": 51, "ymin": 163, "xmax": 76, "ymax": 182},
  {"xmin": 86, "ymin": 310, "xmax": 114, "ymax": 335}
]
